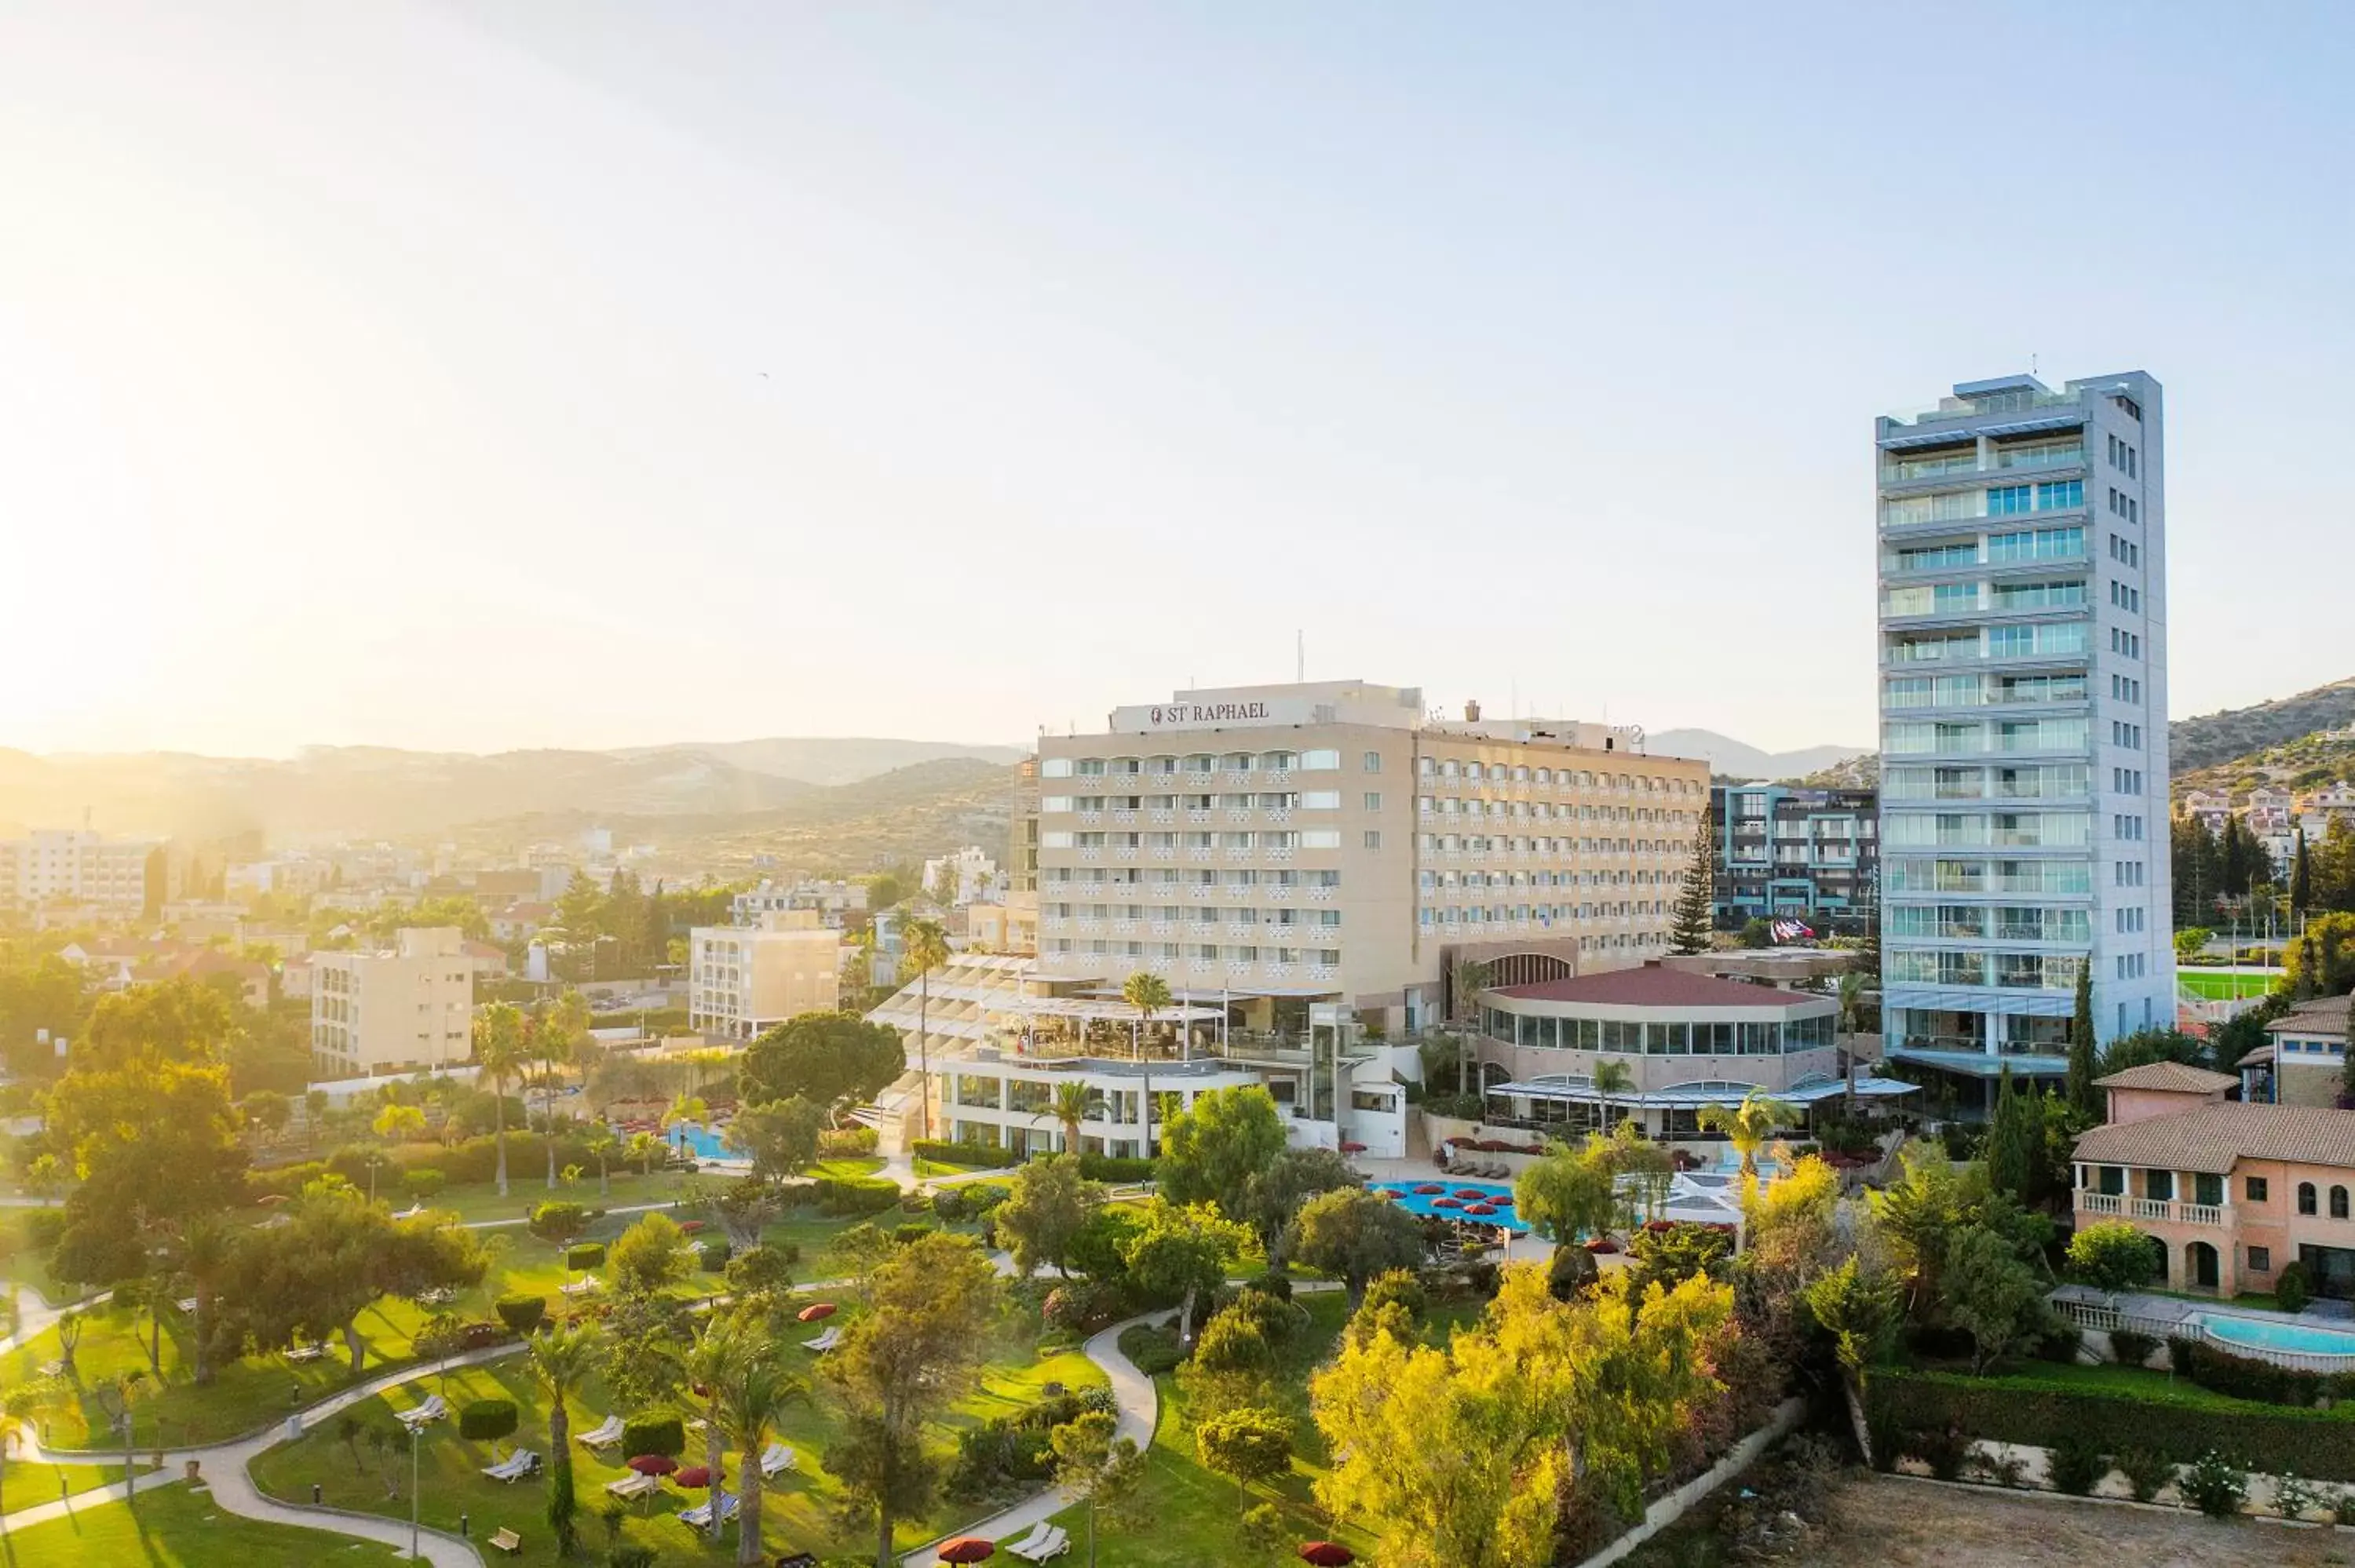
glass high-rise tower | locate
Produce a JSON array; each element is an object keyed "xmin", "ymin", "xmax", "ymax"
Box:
[{"xmin": 1875, "ymin": 373, "xmax": 2172, "ymax": 1104}]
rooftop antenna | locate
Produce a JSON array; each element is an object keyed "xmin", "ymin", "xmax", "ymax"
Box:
[{"xmin": 2031, "ymin": 352, "xmax": 2039, "ymax": 377}]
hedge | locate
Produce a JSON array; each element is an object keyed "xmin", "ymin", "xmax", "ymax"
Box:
[
  {"xmin": 2167, "ymin": 1333, "xmax": 2353, "ymax": 1408},
  {"xmin": 459, "ymin": 1398, "xmax": 520, "ymax": 1443},
  {"xmin": 911, "ymin": 1140, "xmax": 1024, "ymax": 1171},
  {"xmin": 1868, "ymin": 1367, "xmax": 2355, "ymax": 1480},
  {"xmin": 810, "ymin": 1177, "xmax": 900, "ymax": 1218},
  {"xmin": 819, "ymin": 1126, "xmax": 879, "ymax": 1158},
  {"xmin": 1077, "ymin": 1154, "xmax": 1155, "ymax": 1183},
  {"xmin": 620, "ymin": 1413, "xmax": 685, "ymax": 1460},
  {"xmin": 566, "ymin": 1243, "xmax": 607, "ymax": 1270},
  {"xmin": 699, "ymin": 1239, "xmax": 732, "ymax": 1271},
  {"xmin": 493, "ymin": 1295, "xmax": 547, "ymax": 1335}
]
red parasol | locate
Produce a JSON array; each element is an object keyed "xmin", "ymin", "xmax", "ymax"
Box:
[
  {"xmin": 626, "ymin": 1454, "xmax": 678, "ymax": 1477},
  {"xmin": 1411, "ymin": 1183, "xmax": 1444, "ymax": 1195},
  {"xmin": 937, "ymin": 1538, "xmax": 995, "ymax": 1563},
  {"xmin": 1299, "ymin": 1544, "xmax": 1355, "ymax": 1566},
  {"xmin": 1465, "ymin": 1205, "xmax": 1496, "ymax": 1217},
  {"xmin": 1452, "ymin": 1188, "xmax": 1489, "ymax": 1201},
  {"xmin": 797, "ymin": 1302, "xmax": 838, "ymax": 1323},
  {"xmin": 1375, "ymin": 1188, "xmax": 1401, "ymax": 1200},
  {"xmin": 1339, "ymin": 1141, "xmax": 1367, "ymax": 1154},
  {"xmin": 675, "ymin": 1464, "xmax": 717, "ymax": 1489},
  {"xmin": 1430, "ymin": 1197, "xmax": 1462, "ymax": 1210}
]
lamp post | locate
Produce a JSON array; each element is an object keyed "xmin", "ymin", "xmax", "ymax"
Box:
[{"xmin": 410, "ymin": 1424, "xmax": 422, "ymax": 1560}]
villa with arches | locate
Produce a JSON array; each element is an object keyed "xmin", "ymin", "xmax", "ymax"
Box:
[{"xmin": 2075, "ymin": 1060, "xmax": 2355, "ymax": 1299}]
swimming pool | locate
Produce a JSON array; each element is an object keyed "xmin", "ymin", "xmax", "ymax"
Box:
[
  {"xmin": 2201, "ymin": 1311, "xmax": 2355, "ymax": 1361},
  {"xmin": 1371, "ymin": 1179, "xmax": 1528, "ymax": 1234},
  {"xmin": 669, "ymin": 1121, "xmax": 732, "ymax": 1161}
]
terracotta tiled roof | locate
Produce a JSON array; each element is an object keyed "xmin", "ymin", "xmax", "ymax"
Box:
[
  {"xmin": 2074, "ymin": 1103, "xmax": 2355, "ymax": 1175},
  {"xmin": 2269, "ymin": 995, "xmax": 2352, "ymax": 1038},
  {"xmin": 2092, "ymin": 1060, "xmax": 2237, "ymax": 1094},
  {"xmin": 2238, "ymin": 1044, "xmax": 2275, "ymax": 1067},
  {"xmin": 1490, "ymin": 963, "xmax": 1824, "ymax": 1012}
]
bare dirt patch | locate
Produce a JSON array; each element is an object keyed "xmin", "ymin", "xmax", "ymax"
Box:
[{"xmin": 1822, "ymin": 1475, "xmax": 2353, "ymax": 1567}]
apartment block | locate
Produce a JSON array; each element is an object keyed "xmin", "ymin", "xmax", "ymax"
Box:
[
  {"xmin": 1029, "ymin": 680, "xmax": 1710, "ymax": 1034},
  {"xmin": 0, "ymin": 830, "xmax": 160, "ymax": 916},
  {"xmin": 310, "ymin": 926, "xmax": 477, "ymax": 1079},
  {"xmin": 1875, "ymin": 371, "xmax": 2174, "ymax": 1097},
  {"xmin": 688, "ymin": 910, "xmax": 842, "ymax": 1042},
  {"xmin": 1711, "ymin": 784, "xmax": 1878, "ymax": 934}
]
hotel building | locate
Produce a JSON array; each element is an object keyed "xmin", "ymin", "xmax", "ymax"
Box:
[
  {"xmin": 0, "ymin": 830, "xmax": 161, "ymax": 917},
  {"xmin": 688, "ymin": 910, "xmax": 843, "ymax": 1041},
  {"xmin": 1875, "ymin": 373, "xmax": 2173, "ymax": 1096},
  {"xmin": 1711, "ymin": 784, "xmax": 1879, "ymax": 935},
  {"xmin": 1028, "ymin": 680, "xmax": 1710, "ymax": 1033},
  {"xmin": 310, "ymin": 925, "xmax": 478, "ymax": 1079}
]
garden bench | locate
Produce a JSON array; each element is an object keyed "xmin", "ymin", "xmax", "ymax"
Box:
[{"xmin": 489, "ymin": 1527, "xmax": 523, "ymax": 1555}]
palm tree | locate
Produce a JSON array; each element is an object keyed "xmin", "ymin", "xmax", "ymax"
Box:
[
  {"xmin": 1696, "ymin": 1088, "xmax": 1798, "ymax": 1180},
  {"xmin": 0, "ymin": 1377, "xmax": 62, "ymax": 1525},
  {"xmin": 539, "ymin": 992, "xmax": 593, "ymax": 1190},
  {"xmin": 473, "ymin": 1002, "xmax": 531, "ymax": 1198},
  {"xmin": 1120, "ymin": 971, "xmax": 1172, "ymax": 1059},
  {"xmin": 527, "ymin": 1322, "xmax": 600, "ymax": 1556},
  {"xmin": 1448, "ymin": 957, "xmax": 1491, "ymax": 1097},
  {"xmin": 901, "ymin": 918, "xmax": 951, "ymax": 1141},
  {"xmin": 712, "ymin": 1340, "xmax": 809, "ymax": 1565},
  {"xmin": 1047, "ymin": 1081, "xmax": 1094, "ymax": 1155},
  {"xmin": 587, "ymin": 1129, "xmax": 618, "ymax": 1198},
  {"xmin": 1590, "ymin": 1059, "xmax": 1634, "ymax": 1136},
  {"xmin": 680, "ymin": 1321, "xmax": 743, "ymax": 1546},
  {"xmin": 1835, "ymin": 968, "xmax": 1869, "ymax": 1112},
  {"xmin": 174, "ymin": 1216, "xmax": 236, "ymax": 1387},
  {"xmin": 626, "ymin": 1130, "xmax": 663, "ymax": 1176},
  {"xmin": 663, "ymin": 1094, "xmax": 709, "ymax": 1159}
]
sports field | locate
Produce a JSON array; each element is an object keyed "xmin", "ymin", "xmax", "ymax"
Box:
[{"xmin": 2178, "ymin": 968, "xmax": 2283, "ymax": 1000}]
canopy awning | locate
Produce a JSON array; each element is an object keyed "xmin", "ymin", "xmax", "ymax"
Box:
[{"xmin": 1487, "ymin": 1074, "xmax": 1919, "ymax": 1109}]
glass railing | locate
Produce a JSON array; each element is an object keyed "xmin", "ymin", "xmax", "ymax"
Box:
[
  {"xmin": 1881, "ymin": 443, "xmax": 2084, "ymax": 484},
  {"xmin": 1886, "ymin": 388, "xmax": 2083, "ymax": 426}
]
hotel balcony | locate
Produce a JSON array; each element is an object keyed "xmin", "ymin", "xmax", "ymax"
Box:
[{"xmin": 2079, "ymin": 1191, "xmax": 2225, "ymax": 1228}]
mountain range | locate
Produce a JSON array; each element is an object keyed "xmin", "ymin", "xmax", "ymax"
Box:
[{"xmin": 1644, "ymin": 730, "xmax": 1870, "ymax": 783}]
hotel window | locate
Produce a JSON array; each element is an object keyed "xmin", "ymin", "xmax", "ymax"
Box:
[
  {"xmin": 1986, "ymin": 483, "xmax": 2032, "ymax": 515},
  {"xmin": 1300, "ymin": 749, "xmax": 1340, "ymax": 770},
  {"xmin": 2247, "ymin": 1176, "xmax": 2269, "ymax": 1203},
  {"xmin": 2250, "ymin": 1246, "xmax": 2273, "ymax": 1273},
  {"xmin": 1363, "ymin": 751, "xmax": 1382, "ymax": 772},
  {"xmin": 2336, "ymin": 1187, "xmax": 2350, "ymax": 1220},
  {"xmin": 1363, "ymin": 793, "xmax": 1382, "ymax": 811},
  {"xmin": 2299, "ymin": 1182, "xmax": 2318, "ymax": 1216},
  {"xmin": 1362, "ymin": 831, "xmax": 1382, "ymax": 849},
  {"xmin": 1042, "ymin": 757, "xmax": 1074, "ymax": 778}
]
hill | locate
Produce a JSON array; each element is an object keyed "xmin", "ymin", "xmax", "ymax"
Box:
[
  {"xmin": 2169, "ymin": 677, "xmax": 2355, "ymax": 775},
  {"xmin": 1647, "ymin": 729, "xmax": 1869, "ymax": 783},
  {"xmin": 0, "ymin": 738, "xmax": 1027, "ymax": 842},
  {"xmin": 2173, "ymin": 725, "xmax": 2355, "ymax": 800}
]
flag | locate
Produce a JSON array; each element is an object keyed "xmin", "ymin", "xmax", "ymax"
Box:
[{"xmin": 1769, "ymin": 918, "xmax": 1816, "ymax": 943}]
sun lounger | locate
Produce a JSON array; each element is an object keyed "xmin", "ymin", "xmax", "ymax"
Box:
[
  {"xmin": 1001, "ymin": 1522, "xmax": 1053, "ymax": 1558},
  {"xmin": 176, "ymin": 1296, "xmax": 199, "ymax": 1314},
  {"xmin": 396, "ymin": 1394, "xmax": 447, "ymax": 1429},
  {"xmin": 800, "ymin": 1326, "xmax": 842, "ymax": 1353},
  {"xmin": 481, "ymin": 1449, "xmax": 539, "ymax": 1482},
  {"xmin": 677, "ymin": 1492, "xmax": 739, "ymax": 1530},
  {"xmin": 285, "ymin": 1344, "xmax": 326, "ymax": 1364},
  {"xmin": 1011, "ymin": 1524, "xmax": 1070, "ymax": 1562},
  {"xmin": 606, "ymin": 1471, "xmax": 660, "ymax": 1501},
  {"xmin": 559, "ymin": 1274, "xmax": 604, "ymax": 1297},
  {"xmin": 759, "ymin": 1442, "xmax": 795, "ymax": 1478},
  {"xmin": 489, "ymin": 1526, "xmax": 523, "ymax": 1554},
  {"xmin": 577, "ymin": 1413, "xmax": 626, "ymax": 1449}
]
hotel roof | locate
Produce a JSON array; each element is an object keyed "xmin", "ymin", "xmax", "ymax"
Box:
[
  {"xmin": 2074, "ymin": 1103, "xmax": 2355, "ymax": 1175},
  {"xmin": 1490, "ymin": 964, "xmax": 1824, "ymax": 1011},
  {"xmin": 2269, "ymin": 995, "xmax": 2351, "ymax": 1037}
]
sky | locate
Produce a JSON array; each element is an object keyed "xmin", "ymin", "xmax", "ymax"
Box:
[{"xmin": 3, "ymin": 3, "xmax": 2351, "ymax": 760}]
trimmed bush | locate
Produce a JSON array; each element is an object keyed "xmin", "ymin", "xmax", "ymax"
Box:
[
  {"xmin": 619, "ymin": 1413, "xmax": 685, "ymax": 1460},
  {"xmin": 565, "ymin": 1242, "xmax": 606, "ymax": 1270},
  {"xmin": 812, "ymin": 1177, "xmax": 900, "ymax": 1218},
  {"xmin": 819, "ymin": 1125, "xmax": 879, "ymax": 1158},
  {"xmin": 1042, "ymin": 1281, "xmax": 1126, "ymax": 1336},
  {"xmin": 2105, "ymin": 1327, "xmax": 2157, "ymax": 1369},
  {"xmin": 2174, "ymin": 1336, "xmax": 2328, "ymax": 1407},
  {"xmin": 1076, "ymin": 1154, "xmax": 1155, "ymax": 1183},
  {"xmin": 2278, "ymin": 1260, "xmax": 2313, "ymax": 1314},
  {"xmin": 1868, "ymin": 1367, "xmax": 2355, "ymax": 1481},
  {"xmin": 459, "ymin": 1398, "xmax": 520, "ymax": 1444},
  {"xmin": 1118, "ymin": 1323, "xmax": 1185, "ymax": 1377},
  {"xmin": 2117, "ymin": 1446, "xmax": 2173, "ymax": 1502},
  {"xmin": 911, "ymin": 1139, "xmax": 1023, "ymax": 1171},
  {"xmin": 492, "ymin": 1295, "xmax": 546, "ymax": 1335},
  {"xmin": 2048, "ymin": 1431, "xmax": 2105, "ymax": 1496},
  {"xmin": 698, "ymin": 1239, "xmax": 732, "ymax": 1271}
]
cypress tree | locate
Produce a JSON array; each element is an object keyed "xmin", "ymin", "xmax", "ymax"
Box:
[
  {"xmin": 1669, "ymin": 809, "xmax": 1718, "ymax": 955},
  {"xmin": 2065, "ymin": 965, "xmax": 2098, "ymax": 1121},
  {"xmin": 1984, "ymin": 1066, "xmax": 2034, "ymax": 1199},
  {"xmin": 2292, "ymin": 830, "xmax": 2313, "ymax": 915}
]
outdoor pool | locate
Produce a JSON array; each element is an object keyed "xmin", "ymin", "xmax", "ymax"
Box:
[
  {"xmin": 670, "ymin": 1120, "xmax": 733, "ymax": 1161},
  {"xmin": 1372, "ymin": 1179, "xmax": 1528, "ymax": 1234},
  {"xmin": 2201, "ymin": 1312, "xmax": 2355, "ymax": 1359}
]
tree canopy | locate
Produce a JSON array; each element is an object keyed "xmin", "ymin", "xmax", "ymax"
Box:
[
  {"xmin": 739, "ymin": 1012, "xmax": 907, "ymax": 1117},
  {"xmin": 1288, "ymin": 1187, "xmax": 1425, "ymax": 1301},
  {"xmin": 1155, "ymin": 1085, "xmax": 1286, "ymax": 1222}
]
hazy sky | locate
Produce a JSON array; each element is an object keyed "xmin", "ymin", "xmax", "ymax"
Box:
[{"xmin": 5, "ymin": 4, "xmax": 2350, "ymax": 759}]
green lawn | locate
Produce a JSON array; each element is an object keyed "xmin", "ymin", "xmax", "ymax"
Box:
[
  {"xmin": 1946, "ymin": 1355, "xmax": 2355, "ymax": 1416},
  {"xmin": 0, "ymin": 1214, "xmax": 67, "ymax": 1305},
  {"xmin": 0, "ymin": 1457, "xmax": 158, "ymax": 1507},
  {"xmin": 2178, "ymin": 968, "xmax": 2284, "ymax": 1000},
  {"xmin": 394, "ymin": 1169, "xmax": 723, "ymax": 1227},
  {"xmin": 805, "ymin": 1158, "xmax": 887, "ymax": 1183},
  {"xmin": 248, "ymin": 1304, "xmax": 1105, "ymax": 1567},
  {"xmin": 0, "ymin": 1480, "xmax": 405, "ymax": 1568},
  {"xmin": 1046, "ymin": 1291, "xmax": 1376, "ymax": 1566}
]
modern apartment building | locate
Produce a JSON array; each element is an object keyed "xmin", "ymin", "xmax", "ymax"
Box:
[
  {"xmin": 310, "ymin": 925, "xmax": 478, "ymax": 1079},
  {"xmin": 1711, "ymin": 784, "xmax": 1878, "ymax": 934},
  {"xmin": 1875, "ymin": 372, "xmax": 2173, "ymax": 1096},
  {"xmin": 688, "ymin": 910, "xmax": 843, "ymax": 1041},
  {"xmin": 0, "ymin": 830, "xmax": 161, "ymax": 917},
  {"xmin": 1029, "ymin": 680, "xmax": 1711, "ymax": 1035}
]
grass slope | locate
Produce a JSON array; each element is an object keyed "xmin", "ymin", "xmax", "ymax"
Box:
[{"xmin": 0, "ymin": 1482, "xmax": 391, "ymax": 1568}]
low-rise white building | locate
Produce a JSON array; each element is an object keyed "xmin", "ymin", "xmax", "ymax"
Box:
[
  {"xmin": 0, "ymin": 830, "xmax": 159, "ymax": 916},
  {"xmin": 688, "ymin": 910, "xmax": 842, "ymax": 1042}
]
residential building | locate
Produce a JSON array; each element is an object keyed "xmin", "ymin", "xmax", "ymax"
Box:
[
  {"xmin": 2247, "ymin": 787, "xmax": 2297, "ymax": 835},
  {"xmin": 2238, "ymin": 994, "xmax": 2350, "ymax": 1109},
  {"xmin": 1471, "ymin": 961, "xmax": 1913, "ymax": 1146},
  {"xmin": 1028, "ymin": 679, "xmax": 1709, "ymax": 1037},
  {"xmin": 309, "ymin": 926, "xmax": 478, "ymax": 1079},
  {"xmin": 2182, "ymin": 789, "xmax": 2233, "ymax": 837},
  {"xmin": 1711, "ymin": 784, "xmax": 1878, "ymax": 935},
  {"xmin": 1876, "ymin": 371, "xmax": 2174, "ymax": 1099},
  {"xmin": 922, "ymin": 847, "xmax": 1000, "ymax": 907},
  {"xmin": 0, "ymin": 830, "xmax": 160, "ymax": 916},
  {"xmin": 731, "ymin": 879, "xmax": 868, "ymax": 929},
  {"xmin": 2074, "ymin": 1062, "xmax": 2355, "ymax": 1298},
  {"xmin": 688, "ymin": 910, "xmax": 842, "ymax": 1041}
]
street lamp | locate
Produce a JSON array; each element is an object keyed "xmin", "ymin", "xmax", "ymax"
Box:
[{"xmin": 410, "ymin": 1423, "xmax": 422, "ymax": 1560}]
